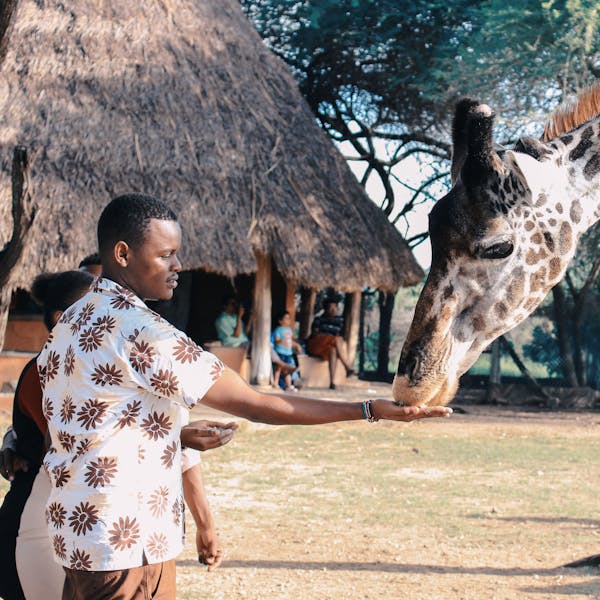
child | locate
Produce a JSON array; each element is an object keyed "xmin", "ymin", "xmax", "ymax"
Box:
[{"xmin": 272, "ymin": 310, "xmax": 303, "ymax": 391}]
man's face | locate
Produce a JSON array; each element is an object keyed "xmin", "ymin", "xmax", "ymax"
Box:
[
  {"xmin": 325, "ymin": 302, "xmax": 338, "ymax": 316},
  {"xmin": 123, "ymin": 218, "xmax": 182, "ymax": 301}
]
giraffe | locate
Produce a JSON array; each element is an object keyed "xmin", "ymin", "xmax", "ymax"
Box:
[{"xmin": 393, "ymin": 84, "xmax": 600, "ymax": 407}]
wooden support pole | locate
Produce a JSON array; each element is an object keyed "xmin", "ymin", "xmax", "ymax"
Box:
[
  {"xmin": 250, "ymin": 252, "xmax": 272, "ymax": 386},
  {"xmin": 285, "ymin": 279, "xmax": 297, "ymax": 322},
  {"xmin": 298, "ymin": 288, "xmax": 316, "ymax": 341},
  {"xmin": 344, "ymin": 291, "xmax": 361, "ymax": 368}
]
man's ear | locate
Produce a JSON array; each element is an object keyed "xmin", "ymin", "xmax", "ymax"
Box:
[{"xmin": 113, "ymin": 241, "xmax": 130, "ymax": 267}]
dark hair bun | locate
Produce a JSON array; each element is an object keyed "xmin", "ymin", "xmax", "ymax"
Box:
[{"xmin": 30, "ymin": 273, "xmax": 55, "ymax": 305}]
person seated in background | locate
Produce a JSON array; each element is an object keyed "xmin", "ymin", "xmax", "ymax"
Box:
[
  {"xmin": 306, "ymin": 296, "xmax": 355, "ymax": 390},
  {"xmin": 272, "ymin": 310, "xmax": 303, "ymax": 392},
  {"xmin": 215, "ymin": 295, "xmax": 252, "ymax": 349}
]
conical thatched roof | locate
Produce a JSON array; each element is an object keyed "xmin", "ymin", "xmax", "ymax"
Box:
[{"xmin": 0, "ymin": 0, "xmax": 422, "ymax": 293}]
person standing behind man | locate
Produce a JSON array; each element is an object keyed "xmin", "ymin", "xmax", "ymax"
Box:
[
  {"xmin": 215, "ymin": 295, "xmax": 252, "ymax": 348},
  {"xmin": 38, "ymin": 193, "xmax": 451, "ymax": 600}
]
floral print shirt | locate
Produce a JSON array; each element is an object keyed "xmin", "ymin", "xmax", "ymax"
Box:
[{"xmin": 37, "ymin": 277, "xmax": 224, "ymax": 571}]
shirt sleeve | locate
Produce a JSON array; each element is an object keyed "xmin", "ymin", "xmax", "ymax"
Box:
[
  {"xmin": 178, "ymin": 406, "xmax": 201, "ymax": 471},
  {"xmin": 126, "ymin": 319, "xmax": 224, "ymax": 409}
]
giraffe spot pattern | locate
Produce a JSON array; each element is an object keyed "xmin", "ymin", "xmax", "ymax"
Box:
[
  {"xmin": 507, "ymin": 276, "xmax": 525, "ymax": 307},
  {"xmin": 559, "ymin": 222, "xmax": 572, "ymax": 255},
  {"xmin": 530, "ymin": 269, "xmax": 544, "ymax": 293},
  {"xmin": 524, "ymin": 220, "xmax": 535, "ymax": 231},
  {"xmin": 548, "ymin": 257, "xmax": 562, "ymax": 280},
  {"xmin": 570, "ymin": 200, "xmax": 583, "ymax": 224},
  {"xmin": 494, "ymin": 302, "xmax": 508, "ymax": 319},
  {"xmin": 543, "ymin": 232, "xmax": 554, "ymax": 252},
  {"xmin": 530, "ymin": 232, "xmax": 543, "ymax": 245},
  {"xmin": 525, "ymin": 248, "xmax": 547, "ymax": 265},
  {"xmin": 583, "ymin": 153, "xmax": 600, "ymax": 180},
  {"xmin": 535, "ymin": 193, "xmax": 547, "ymax": 207},
  {"xmin": 568, "ymin": 126, "xmax": 593, "ymax": 161},
  {"xmin": 472, "ymin": 315, "xmax": 486, "ymax": 331}
]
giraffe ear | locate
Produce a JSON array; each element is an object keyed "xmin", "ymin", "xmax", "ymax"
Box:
[
  {"xmin": 513, "ymin": 137, "xmax": 552, "ymax": 160},
  {"xmin": 451, "ymin": 98, "xmax": 480, "ymax": 184},
  {"xmin": 461, "ymin": 104, "xmax": 505, "ymax": 188},
  {"xmin": 507, "ymin": 150, "xmax": 560, "ymax": 199}
]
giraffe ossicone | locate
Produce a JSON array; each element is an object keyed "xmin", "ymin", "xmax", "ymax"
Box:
[{"xmin": 393, "ymin": 84, "xmax": 600, "ymax": 407}]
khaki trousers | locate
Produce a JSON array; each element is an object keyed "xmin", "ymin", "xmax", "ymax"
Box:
[{"xmin": 62, "ymin": 559, "xmax": 176, "ymax": 600}]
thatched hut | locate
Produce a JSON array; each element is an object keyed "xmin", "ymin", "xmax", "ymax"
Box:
[{"xmin": 0, "ymin": 0, "xmax": 422, "ymax": 384}]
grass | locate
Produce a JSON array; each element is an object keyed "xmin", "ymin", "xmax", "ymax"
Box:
[
  {"xmin": 1, "ymin": 410, "xmax": 599, "ymax": 598},
  {"xmin": 468, "ymin": 353, "xmax": 551, "ymax": 379}
]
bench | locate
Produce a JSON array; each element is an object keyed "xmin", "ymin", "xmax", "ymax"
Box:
[
  {"xmin": 0, "ymin": 351, "xmax": 37, "ymax": 393},
  {"xmin": 203, "ymin": 343, "xmax": 250, "ymax": 381},
  {"xmin": 297, "ymin": 354, "xmax": 346, "ymax": 388}
]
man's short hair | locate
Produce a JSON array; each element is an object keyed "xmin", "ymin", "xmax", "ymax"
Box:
[{"xmin": 97, "ymin": 193, "xmax": 178, "ymax": 255}]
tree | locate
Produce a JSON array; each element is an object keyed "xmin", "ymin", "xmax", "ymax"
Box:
[
  {"xmin": 0, "ymin": 147, "xmax": 37, "ymax": 349},
  {"xmin": 241, "ymin": 0, "xmax": 600, "ymax": 380},
  {"xmin": 524, "ymin": 223, "xmax": 600, "ymax": 388}
]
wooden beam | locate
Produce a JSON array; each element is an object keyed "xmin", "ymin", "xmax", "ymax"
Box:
[
  {"xmin": 344, "ymin": 291, "xmax": 361, "ymax": 367},
  {"xmin": 285, "ymin": 278, "xmax": 297, "ymax": 321},
  {"xmin": 250, "ymin": 251, "xmax": 272, "ymax": 386},
  {"xmin": 298, "ymin": 288, "xmax": 316, "ymax": 341}
]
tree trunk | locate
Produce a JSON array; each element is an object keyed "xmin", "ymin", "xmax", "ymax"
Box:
[
  {"xmin": 499, "ymin": 336, "xmax": 552, "ymax": 402},
  {"xmin": 570, "ymin": 255, "xmax": 600, "ymax": 387},
  {"xmin": 0, "ymin": 0, "xmax": 18, "ymax": 65},
  {"xmin": 376, "ymin": 290, "xmax": 394, "ymax": 379},
  {"xmin": 486, "ymin": 339, "xmax": 501, "ymax": 403},
  {"xmin": 551, "ymin": 283, "xmax": 579, "ymax": 387},
  {"xmin": 0, "ymin": 146, "xmax": 37, "ymax": 350},
  {"xmin": 250, "ymin": 252, "xmax": 272, "ymax": 386}
]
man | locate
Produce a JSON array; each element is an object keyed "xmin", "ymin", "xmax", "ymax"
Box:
[
  {"xmin": 38, "ymin": 193, "xmax": 451, "ymax": 600},
  {"xmin": 76, "ymin": 250, "xmax": 229, "ymax": 571}
]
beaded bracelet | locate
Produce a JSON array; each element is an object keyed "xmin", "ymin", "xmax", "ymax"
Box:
[{"xmin": 361, "ymin": 399, "xmax": 379, "ymax": 422}]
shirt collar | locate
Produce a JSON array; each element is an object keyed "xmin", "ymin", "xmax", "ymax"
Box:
[{"xmin": 91, "ymin": 277, "xmax": 149, "ymax": 310}]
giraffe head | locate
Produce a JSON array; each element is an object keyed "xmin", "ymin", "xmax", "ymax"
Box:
[{"xmin": 393, "ymin": 95, "xmax": 596, "ymax": 407}]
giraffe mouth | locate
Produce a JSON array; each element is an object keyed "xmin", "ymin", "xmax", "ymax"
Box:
[{"xmin": 392, "ymin": 373, "xmax": 458, "ymax": 407}]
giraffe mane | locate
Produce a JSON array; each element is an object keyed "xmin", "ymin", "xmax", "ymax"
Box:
[{"xmin": 542, "ymin": 81, "xmax": 600, "ymax": 142}]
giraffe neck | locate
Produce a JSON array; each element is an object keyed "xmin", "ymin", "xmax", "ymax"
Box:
[{"xmin": 552, "ymin": 118, "xmax": 600, "ymax": 233}]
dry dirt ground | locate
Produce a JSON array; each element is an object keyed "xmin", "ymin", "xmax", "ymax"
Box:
[
  {"xmin": 1, "ymin": 380, "xmax": 600, "ymax": 599},
  {"xmin": 176, "ymin": 380, "xmax": 600, "ymax": 600}
]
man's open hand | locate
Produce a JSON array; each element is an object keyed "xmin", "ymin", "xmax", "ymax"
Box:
[{"xmin": 180, "ymin": 420, "xmax": 238, "ymax": 452}]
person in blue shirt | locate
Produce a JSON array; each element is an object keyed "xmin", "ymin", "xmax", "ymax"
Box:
[
  {"xmin": 272, "ymin": 310, "xmax": 303, "ymax": 391},
  {"xmin": 215, "ymin": 295, "xmax": 252, "ymax": 348}
]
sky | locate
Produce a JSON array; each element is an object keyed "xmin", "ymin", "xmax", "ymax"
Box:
[{"xmin": 343, "ymin": 145, "xmax": 445, "ymax": 271}]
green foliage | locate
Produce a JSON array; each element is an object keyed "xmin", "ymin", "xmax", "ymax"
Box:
[
  {"xmin": 432, "ymin": 0, "xmax": 600, "ymax": 122},
  {"xmin": 523, "ymin": 324, "xmax": 562, "ymax": 377}
]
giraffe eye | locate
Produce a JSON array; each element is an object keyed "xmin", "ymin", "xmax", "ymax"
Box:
[{"xmin": 479, "ymin": 240, "xmax": 514, "ymax": 260}]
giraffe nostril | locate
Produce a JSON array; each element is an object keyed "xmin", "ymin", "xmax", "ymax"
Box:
[{"xmin": 397, "ymin": 352, "xmax": 420, "ymax": 382}]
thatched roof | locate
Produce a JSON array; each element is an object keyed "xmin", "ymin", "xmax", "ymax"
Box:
[{"xmin": 0, "ymin": 0, "xmax": 422, "ymax": 293}]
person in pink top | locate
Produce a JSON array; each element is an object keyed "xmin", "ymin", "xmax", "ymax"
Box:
[{"xmin": 38, "ymin": 193, "xmax": 452, "ymax": 600}]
